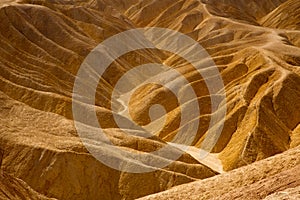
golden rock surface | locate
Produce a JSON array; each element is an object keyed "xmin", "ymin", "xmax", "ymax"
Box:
[{"xmin": 0, "ymin": 0, "xmax": 300, "ymax": 199}]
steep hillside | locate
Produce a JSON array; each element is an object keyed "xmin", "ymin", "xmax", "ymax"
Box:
[
  {"xmin": 260, "ymin": 0, "xmax": 300, "ymax": 30},
  {"xmin": 0, "ymin": 171, "xmax": 54, "ymax": 200},
  {"xmin": 201, "ymin": 0, "xmax": 288, "ymax": 24},
  {"xmin": 124, "ymin": 0, "xmax": 300, "ymax": 171},
  {"xmin": 0, "ymin": 0, "xmax": 300, "ymax": 199}
]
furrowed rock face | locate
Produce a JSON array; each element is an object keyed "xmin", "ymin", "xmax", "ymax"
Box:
[
  {"xmin": 0, "ymin": 171, "xmax": 54, "ymax": 200},
  {"xmin": 0, "ymin": 0, "xmax": 300, "ymax": 199},
  {"xmin": 260, "ymin": 0, "xmax": 300, "ymax": 30}
]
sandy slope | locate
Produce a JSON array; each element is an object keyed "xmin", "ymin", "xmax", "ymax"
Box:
[
  {"xmin": 139, "ymin": 146, "xmax": 300, "ymax": 200},
  {"xmin": 0, "ymin": 171, "xmax": 55, "ymax": 200},
  {"xmin": 168, "ymin": 142, "xmax": 224, "ymax": 174},
  {"xmin": 0, "ymin": 0, "xmax": 299, "ymax": 199}
]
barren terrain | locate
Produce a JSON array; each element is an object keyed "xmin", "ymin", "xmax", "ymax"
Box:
[{"xmin": 0, "ymin": 0, "xmax": 300, "ymax": 199}]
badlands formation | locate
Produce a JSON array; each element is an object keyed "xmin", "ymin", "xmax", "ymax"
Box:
[{"xmin": 0, "ymin": 0, "xmax": 300, "ymax": 199}]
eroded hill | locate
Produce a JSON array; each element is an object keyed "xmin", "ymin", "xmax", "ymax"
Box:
[{"xmin": 0, "ymin": 0, "xmax": 300, "ymax": 199}]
